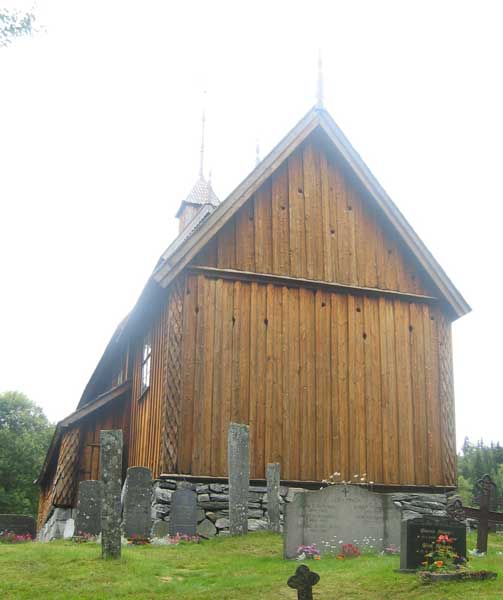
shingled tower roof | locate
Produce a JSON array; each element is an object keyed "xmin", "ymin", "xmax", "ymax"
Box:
[{"xmin": 175, "ymin": 175, "xmax": 219, "ymax": 218}]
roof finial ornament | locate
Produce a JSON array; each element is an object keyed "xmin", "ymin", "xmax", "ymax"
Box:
[
  {"xmin": 199, "ymin": 90, "xmax": 207, "ymax": 178},
  {"xmin": 255, "ymin": 139, "xmax": 261, "ymax": 166},
  {"xmin": 316, "ymin": 49, "xmax": 324, "ymax": 109}
]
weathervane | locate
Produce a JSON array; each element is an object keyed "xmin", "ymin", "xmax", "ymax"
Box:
[
  {"xmin": 316, "ymin": 50, "xmax": 324, "ymax": 108},
  {"xmin": 255, "ymin": 140, "xmax": 261, "ymax": 166}
]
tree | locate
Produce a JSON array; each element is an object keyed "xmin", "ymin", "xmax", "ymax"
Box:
[
  {"xmin": 0, "ymin": 391, "xmax": 54, "ymax": 518},
  {"xmin": 0, "ymin": 8, "xmax": 37, "ymax": 47}
]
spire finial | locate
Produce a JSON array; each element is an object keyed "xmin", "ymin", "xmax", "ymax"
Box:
[
  {"xmin": 255, "ymin": 140, "xmax": 260, "ymax": 166},
  {"xmin": 199, "ymin": 91, "xmax": 207, "ymax": 178},
  {"xmin": 316, "ymin": 49, "xmax": 324, "ymax": 108}
]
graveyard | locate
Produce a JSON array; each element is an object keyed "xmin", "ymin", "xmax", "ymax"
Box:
[{"xmin": 2, "ymin": 531, "xmax": 503, "ymax": 599}]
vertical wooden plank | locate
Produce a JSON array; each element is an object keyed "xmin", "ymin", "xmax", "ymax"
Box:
[
  {"xmin": 304, "ymin": 289, "xmax": 316, "ymax": 479},
  {"xmin": 336, "ymin": 294, "xmax": 349, "ymax": 481},
  {"xmin": 315, "ymin": 290, "xmax": 331, "ymax": 479},
  {"xmin": 288, "ymin": 150, "xmax": 306, "ymax": 278},
  {"xmin": 394, "ymin": 300, "xmax": 415, "ymax": 484},
  {"xmin": 179, "ymin": 276, "xmax": 198, "ymax": 473},
  {"xmin": 231, "ymin": 281, "xmax": 242, "ymax": 423},
  {"xmin": 329, "ymin": 293, "xmax": 340, "ymax": 479},
  {"xmin": 235, "ymin": 201, "xmax": 255, "ymax": 271},
  {"xmin": 409, "ymin": 303, "xmax": 428, "ymax": 485},
  {"xmin": 219, "ymin": 280, "xmax": 234, "ymax": 475},
  {"xmin": 319, "ymin": 150, "xmax": 334, "ymax": 282},
  {"xmin": 280, "ymin": 286, "xmax": 290, "ymax": 478},
  {"xmin": 264, "ymin": 284, "xmax": 274, "ymax": 465},
  {"xmin": 217, "ymin": 219, "xmax": 236, "ymax": 269},
  {"xmin": 287, "ymin": 287, "xmax": 300, "ymax": 480},
  {"xmin": 271, "ymin": 164, "xmax": 290, "ymax": 275},
  {"xmin": 200, "ymin": 277, "xmax": 216, "ymax": 475},
  {"xmin": 302, "ymin": 143, "xmax": 317, "ymax": 280},
  {"xmin": 254, "ymin": 180, "xmax": 273, "ymax": 273},
  {"xmin": 379, "ymin": 297, "xmax": 399, "ymax": 483},
  {"xmin": 190, "ymin": 276, "xmax": 206, "ymax": 474},
  {"xmin": 298, "ymin": 288, "xmax": 310, "ymax": 479},
  {"xmin": 363, "ymin": 296, "xmax": 383, "ymax": 484},
  {"xmin": 334, "ymin": 164, "xmax": 350, "ymax": 283},
  {"xmin": 210, "ymin": 278, "xmax": 224, "ymax": 476},
  {"xmin": 238, "ymin": 283, "xmax": 251, "ymax": 424},
  {"xmin": 254, "ymin": 283, "xmax": 267, "ymax": 477},
  {"xmin": 424, "ymin": 305, "xmax": 442, "ymax": 485},
  {"xmin": 247, "ymin": 282, "xmax": 258, "ymax": 477},
  {"xmin": 272, "ymin": 285, "xmax": 283, "ymax": 465}
]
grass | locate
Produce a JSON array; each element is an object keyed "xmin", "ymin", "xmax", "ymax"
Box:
[{"xmin": 0, "ymin": 531, "xmax": 502, "ymax": 599}]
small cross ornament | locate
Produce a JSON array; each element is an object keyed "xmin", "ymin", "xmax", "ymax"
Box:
[{"xmin": 287, "ymin": 564, "xmax": 320, "ymax": 600}]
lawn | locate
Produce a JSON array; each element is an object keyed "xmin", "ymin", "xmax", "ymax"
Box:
[{"xmin": 1, "ymin": 531, "xmax": 502, "ymax": 599}]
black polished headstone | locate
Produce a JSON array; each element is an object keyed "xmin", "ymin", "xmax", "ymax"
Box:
[
  {"xmin": 0, "ymin": 514, "xmax": 35, "ymax": 538},
  {"xmin": 123, "ymin": 467, "xmax": 152, "ymax": 539},
  {"xmin": 169, "ymin": 487, "xmax": 197, "ymax": 536},
  {"xmin": 400, "ymin": 516, "xmax": 467, "ymax": 571},
  {"xmin": 75, "ymin": 480, "xmax": 103, "ymax": 537}
]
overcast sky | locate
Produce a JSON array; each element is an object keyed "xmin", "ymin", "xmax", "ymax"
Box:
[{"xmin": 1, "ymin": 1, "xmax": 502, "ymax": 450}]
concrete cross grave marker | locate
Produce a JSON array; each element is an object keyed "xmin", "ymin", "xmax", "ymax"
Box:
[
  {"xmin": 287, "ymin": 564, "xmax": 320, "ymax": 600},
  {"xmin": 100, "ymin": 430, "xmax": 123, "ymax": 559}
]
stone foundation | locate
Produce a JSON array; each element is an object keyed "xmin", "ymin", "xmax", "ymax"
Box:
[
  {"xmin": 38, "ymin": 507, "xmax": 76, "ymax": 541},
  {"xmin": 152, "ymin": 478, "xmax": 300, "ymax": 538}
]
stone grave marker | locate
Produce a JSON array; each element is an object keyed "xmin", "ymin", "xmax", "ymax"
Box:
[
  {"xmin": 100, "ymin": 429, "xmax": 123, "ymax": 559},
  {"xmin": 123, "ymin": 466, "xmax": 152, "ymax": 540},
  {"xmin": 283, "ymin": 484, "xmax": 401, "ymax": 558},
  {"xmin": 228, "ymin": 422, "xmax": 250, "ymax": 536},
  {"xmin": 169, "ymin": 487, "xmax": 197, "ymax": 536},
  {"xmin": 266, "ymin": 463, "xmax": 281, "ymax": 532},
  {"xmin": 75, "ymin": 480, "xmax": 103, "ymax": 537},
  {"xmin": 399, "ymin": 515, "xmax": 467, "ymax": 571},
  {"xmin": 0, "ymin": 515, "xmax": 36, "ymax": 538},
  {"xmin": 287, "ymin": 564, "xmax": 320, "ymax": 600},
  {"xmin": 475, "ymin": 473, "xmax": 497, "ymax": 553}
]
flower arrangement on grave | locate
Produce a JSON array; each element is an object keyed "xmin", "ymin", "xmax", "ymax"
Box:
[
  {"xmin": 382, "ymin": 543, "xmax": 400, "ymax": 555},
  {"xmin": 0, "ymin": 531, "xmax": 32, "ymax": 544},
  {"xmin": 336, "ymin": 543, "xmax": 361, "ymax": 559},
  {"xmin": 128, "ymin": 534, "xmax": 151, "ymax": 545},
  {"xmin": 166, "ymin": 533, "xmax": 200, "ymax": 545},
  {"xmin": 297, "ymin": 543, "xmax": 321, "ymax": 560},
  {"xmin": 73, "ymin": 532, "xmax": 97, "ymax": 543},
  {"xmin": 421, "ymin": 534, "xmax": 467, "ymax": 572}
]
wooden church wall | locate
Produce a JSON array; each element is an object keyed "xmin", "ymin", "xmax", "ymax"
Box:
[
  {"xmin": 178, "ymin": 273, "xmax": 456, "ymax": 487},
  {"xmin": 194, "ymin": 139, "xmax": 434, "ymax": 298}
]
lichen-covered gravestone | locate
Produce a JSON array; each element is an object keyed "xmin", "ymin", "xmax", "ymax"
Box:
[
  {"xmin": 169, "ymin": 486, "xmax": 197, "ymax": 537},
  {"xmin": 100, "ymin": 430, "xmax": 123, "ymax": 559},
  {"xmin": 228, "ymin": 423, "xmax": 250, "ymax": 536},
  {"xmin": 123, "ymin": 466, "xmax": 152, "ymax": 540},
  {"xmin": 266, "ymin": 463, "xmax": 281, "ymax": 532},
  {"xmin": 75, "ymin": 480, "xmax": 103, "ymax": 537}
]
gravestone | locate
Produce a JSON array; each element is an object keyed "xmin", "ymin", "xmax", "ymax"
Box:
[
  {"xmin": 0, "ymin": 515, "xmax": 36, "ymax": 538},
  {"xmin": 169, "ymin": 487, "xmax": 197, "ymax": 536},
  {"xmin": 475, "ymin": 473, "xmax": 497, "ymax": 553},
  {"xmin": 283, "ymin": 484, "xmax": 401, "ymax": 558},
  {"xmin": 266, "ymin": 463, "xmax": 281, "ymax": 532},
  {"xmin": 123, "ymin": 466, "xmax": 152, "ymax": 539},
  {"xmin": 100, "ymin": 430, "xmax": 123, "ymax": 559},
  {"xmin": 75, "ymin": 480, "xmax": 103, "ymax": 537},
  {"xmin": 400, "ymin": 516, "xmax": 467, "ymax": 571},
  {"xmin": 287, "ymin": 564, "xmax": 320, "ymax": 600},
  {"xmin": 228, "ymin": 422, "xmax": 250, "ymax": 536}
]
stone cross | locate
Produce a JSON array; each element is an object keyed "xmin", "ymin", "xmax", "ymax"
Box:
[
  {"xmin": 75, "ymin": 480, "xmax": 103, "ymax": 538},
  {"xmin": 266, "ymin": 462, "xmax": 281, "ymax": 532},
  {"xmin": 475, "ymin": 473, "xmax": 497, "ymax": 553},
  {"xmin": 287, "ymin": 564, "xmax": 320, "ymax": 600},
  {"xmin": 123, "ymin": 466, "xmax": 152, "ymax": 540},
  {"xmin": 228, "ymin": 423, "xmax": 250, "ymax": 536},
  {"xmin": 100, "ymin": 429, "xmax": 123, "ymax": 559}
]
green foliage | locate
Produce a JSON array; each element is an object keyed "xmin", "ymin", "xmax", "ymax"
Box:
[
  {"xmin": 458, "ymin": 438, "xmax": 503, "ymax": 506},
  {"xmin": 0, "ymin": 8, "xmax": 37, "ymax": 47},
  {"xmin": 0, "ymin": 391, "xmax": 53, "ymax": 518}
]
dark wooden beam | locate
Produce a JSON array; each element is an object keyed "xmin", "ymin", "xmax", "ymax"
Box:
[{"xmin": 189, "ymin": 265, "xmax": 439, "ymax": 304}]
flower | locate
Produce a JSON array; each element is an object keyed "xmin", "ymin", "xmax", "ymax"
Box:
[{"xmin": 434, "ymin": 560, "xmax": 444, "ymax": 567}]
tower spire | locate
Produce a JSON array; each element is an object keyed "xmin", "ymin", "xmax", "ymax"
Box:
[
  {"xmin": 199, "ymin": 91, "xmax": 207, "ymax": 178},
  {"xmin": 255, "ymin": 139, "xmax": 260, "ymax": 166},
  {"xmin": 316, "ymin": 50, "xmax": 324, "ymax": 109}
]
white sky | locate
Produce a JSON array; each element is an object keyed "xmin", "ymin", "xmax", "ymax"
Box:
[{"xmin": 1, "ymin": 1, "xmax": 502, "ymax": 450}]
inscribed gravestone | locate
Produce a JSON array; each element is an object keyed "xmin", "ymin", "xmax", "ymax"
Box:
[
  {"xmin": 266, "ymin": 463, "xmax": 281, "ymax": 532},
  {"xmin": 283, "ymin": 485, "xmax": 401, "ymax": 558},
  {"xmin": 0, "ymin": 515, "xmax": 36, "ymax": 538},
  {"xmin": 400, "ymin": 516, "xmax": 467, "ymax": 571},
  {"xmin": 169, "ymin": 488, "xmax": 197, "ymax": 536},
  {"xmin": 100, "ymin": 430, "xmax": 123, "ymax": 559},
  {"xmin": 75, "ymin": 480, "xmax": 103, "ymax": 537},
  {"xmin": 228, "ymin": 422, "xmax": 250, "ymax": 536},
  {"xmin": 123, "ymin": 466, "xmax": 152, "ymax": 539}
]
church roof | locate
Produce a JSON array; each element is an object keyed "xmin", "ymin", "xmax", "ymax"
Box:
[{"xmin": 175, "ymin": 175, "xmax": 219, "ymax": 218}]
